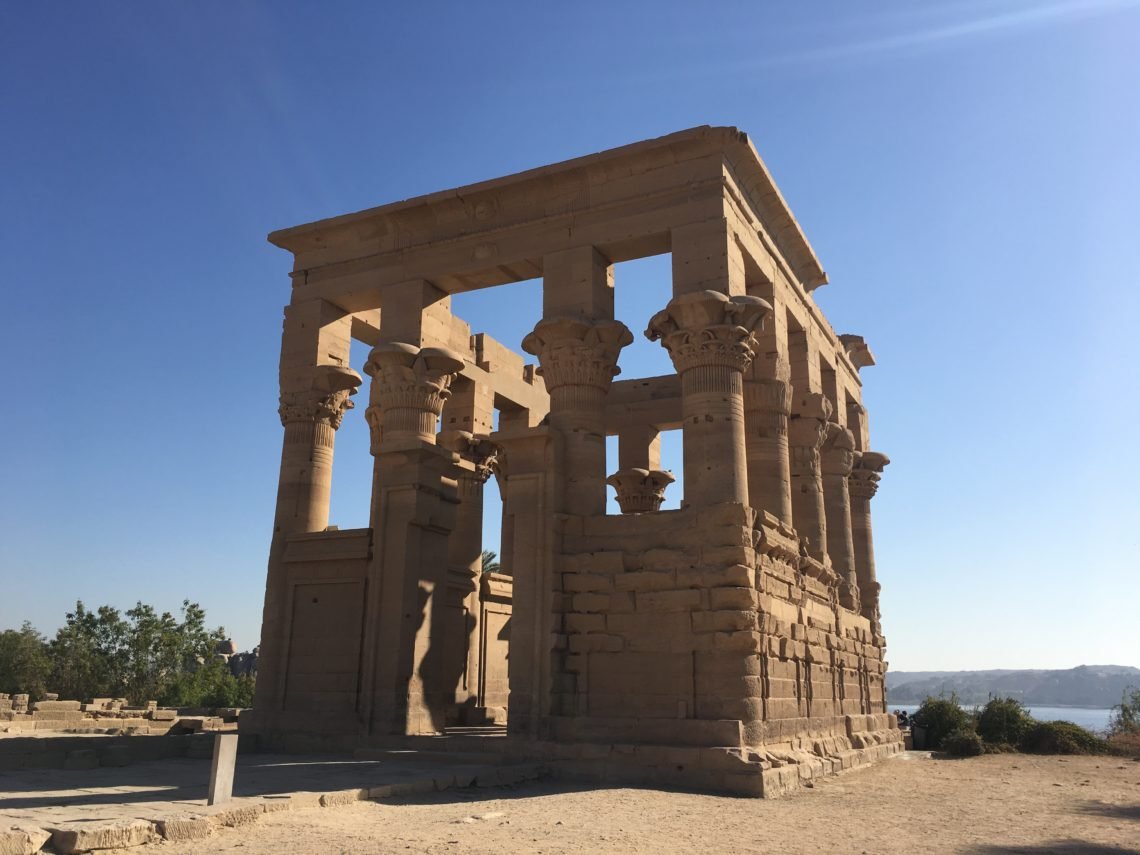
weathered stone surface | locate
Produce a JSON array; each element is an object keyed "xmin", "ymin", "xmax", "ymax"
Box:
[
  {"xmin": 51, "ymin": 820, "xmax": 156, "ymax": 854},
  {"xmin": 30, "ymin": 700, "xmax": 80, "ymax": 712},
  {"xmin": 319, "ymin": 788, "xmax": 367, "ymax": 807},
  {"xmin": 0, "ymin": 826, "xmax": 50, "ymax": 855},
  {"xmin": 206, "ymin": 805, "xmax": 261, "ymax": 828},
  {"xmin": 155, "ymin": 815, "xmax": 213, "ymax": 842}
]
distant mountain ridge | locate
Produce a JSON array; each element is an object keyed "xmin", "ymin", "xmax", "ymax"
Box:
[{"xmin": 886, "ymin": 665, "xmax": 1140, "ymax": 707}]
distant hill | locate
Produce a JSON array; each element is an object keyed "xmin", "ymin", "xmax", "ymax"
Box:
[{"xmin": 886, "ymin": 665, "xmax": 1140, "ymax": 707}]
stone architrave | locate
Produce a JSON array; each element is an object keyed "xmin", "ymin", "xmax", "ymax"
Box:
[
  {"xmin": 849, "ymin": 450, "xmax": 890, "ymax": 635},
  {"xmin": 606, "ymin": 468, "xmax": 675, "ymax": 514},
  {"xmin": 787, "ymin": 392, "xmax": 833, "ymax": 562},
  {"xmin": 522, "ymin": 317, "xmax": 631, "ymax": 516},
  {"xmin": 646, "ymin": 290, "xmax": 770, "ymax": 507},
  {"xmin": 820, "ymin": 423, "xmax": 859, "ymax": 612}
]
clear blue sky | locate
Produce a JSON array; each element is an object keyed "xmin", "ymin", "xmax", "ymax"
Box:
[{"xmin": 2, "ymin": 1, "xmax": 1137, "ymax": 671}]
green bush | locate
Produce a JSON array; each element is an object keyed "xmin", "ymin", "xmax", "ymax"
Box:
[
  {"xmin": 1020, "ymin": 720, "xmax": 1108, "ymax": 755},
  {"xmin": 913, "ymin": 695, "xmax": 971, "ymax": 749},
  {"xmin": 1109, "ymin": 686, "xmax": 1140, "ymax": 736},
  {"xmin": 942, "ymin": 728, "xmax": 985, "ymax": 757},
  {"xmin": 977, "ymin": 696, "xmax": 1033, "ymax": 746}
]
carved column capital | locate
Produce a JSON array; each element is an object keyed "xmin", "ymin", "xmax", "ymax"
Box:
[
  {"xmin": 278, "ymin": 365, "xmax": 362, "ymax": 448},
  {"xmin": 788, "ymin": 393, "xmax": 833, "ymax": 476},
  {"xmin": 439, "ymin": 430, "xmax": 503, "ymax": 484},
  {"xmin": 820, "ymin": 424, "xmax": 856, "ymax": 477},
  {"xmin": 606, "ymin": 468, "xmax": 675, "ymax": 514},
  {"xmin": 645, "ymin": 290, "xmax": 770, "ymax": 374},
  {"xmin": 849, "ymin": 451, "xmax": 890, "ymax": 500},
  {"xmin": 365, "ymin": 405, "xmax": 383, "ymax": 455},
  {"xmin": 364, "ymin": 342, "xmax": 465, "ymax": 447},
  {"xmin": 521, "ymin": 317, "xmax": 632, "ymax": 393}
]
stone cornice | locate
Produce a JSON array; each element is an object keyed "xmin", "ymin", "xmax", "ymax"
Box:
[{"xmin": 268, "ymin": 127, "xmax": 826, "ymax": 293}]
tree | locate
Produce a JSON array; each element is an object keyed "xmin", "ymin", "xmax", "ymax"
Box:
[
  {"xmin": 480, "ymin": 550, "xmax": 501, "ymax": 574},
  {"xmin": 5, "ymin": 600, "xmax": 254, "ymax": 707},
  {"xmin": 49, "ymin": 602, "xmax": 128, "ymax": 700},
  {"xmin": 0, "ymin": 622, "xmax": 51, "ymax": 698},
  {"xmin": 1110, "ymin": 686, "xmax": 1140, "ymax": 735}
]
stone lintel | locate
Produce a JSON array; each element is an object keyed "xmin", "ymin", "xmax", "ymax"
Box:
[{"xmin": 271, "ymin": 127, "xmax": 826, "ymax": 308}]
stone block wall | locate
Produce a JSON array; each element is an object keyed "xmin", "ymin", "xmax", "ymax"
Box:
[{"xmin": 549, "ymin": 501, "xmax": 900, "ymax": 786}]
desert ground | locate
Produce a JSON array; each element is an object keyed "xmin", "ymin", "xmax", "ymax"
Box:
[{"xmin": 126, "ymin": 752, "xmax": 1139, "ymax": 855}]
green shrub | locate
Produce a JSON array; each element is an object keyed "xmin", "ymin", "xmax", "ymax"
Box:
[
  {"xmin": 1020, "ymin": 720, "xmax": 1108, "ymax": 755},
  {"xmin": 913, "ymin": 695, "xmax": 971, "ymax": 749},
  {"xmin": 977, "ymin": 696, "xmax": 1033, "ymax": 746},
  {"xmin": 942, "ymin": 728, "xmax": 985, "ymax": 757},
  {"xmin": 1109, "ymin": 686, "xmax": 1140, "ymax": 736}
]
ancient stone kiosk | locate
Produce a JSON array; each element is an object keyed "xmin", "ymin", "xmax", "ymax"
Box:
[{"xmin": 247, "ymin": 126, "xmax": 902, "ymax": 796}]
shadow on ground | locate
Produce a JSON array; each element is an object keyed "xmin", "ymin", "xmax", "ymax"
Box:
[
  {"xmin": 1075, "ymin": 800, "xmax": 1140, "ymax": 822},
  {"xmin": 0, "ymin": 754, "xmax": 524, "ymax": 811},
  {"xmin": 966, "ymin": 843, "xmax": 1140, "ymax": 854}
]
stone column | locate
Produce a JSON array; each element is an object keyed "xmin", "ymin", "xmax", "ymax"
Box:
[
  {"xmin": 360, "ymin": 340, "xmax": 466, "ymax": 735},
  {"xmin": 849, "ymin": 451, "xmax": 890, "ymax": 634},
  {"xmin": 646, "ymin": 290, "xmax": 769, "ymax": 507},
  {"xmin": 275, "ymin": 365, "xmax": 362, "ymax": 534},
  {"xmin": 787, "ymin": 392, "xmax": 832, "ymax": 561},
  {"xmin": 743, "ymin": 355, "xmax": 793, "ymax": 524},
  {"xmin": 491, "ymin": 426, "xmax": 558, "ymax": 736},
  {"xmin": 438, "ymin": 430, "xmax": 500, "ymax": 716},
  {"xmin": 821, "ymin": 423, "xmax": 859, "ymax": 612},
  {"xmin": 254, "ymin": 299, "xmax": 358, "ymax": 722},
  {"xmin": 522, "ymin": 317, "xmax": 631, "ymax": 516}
]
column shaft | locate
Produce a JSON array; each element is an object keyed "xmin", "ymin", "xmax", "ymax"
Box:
[
  {"xmin": 849, "ymin": 451, "xmax": 890, "ymax": 634},
  {"xmin": 522, "ymin": 317, "xmax": 631, "ymax": 516},
  {"xmin": 646, "ymin": 290, "xmax": 770, "ymax": 508},
  {"xmin": 788, "ymin": 393, "xmax": 832, "ymax": 562},
  {"xmin": 821, "ymin": 424, "xmax": 858, "ymax": 611},
  {"xmin": 743, "ymin": 375, "xmax": 793, "ymax": 523}
]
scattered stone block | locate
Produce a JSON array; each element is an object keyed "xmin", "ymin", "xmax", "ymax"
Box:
[
  {"xmin": 50, "ymin": 820, "xmax": 156, "ymax": 854},
  {"xmin": 0, "ymin": 825, "xmax": 50, "ymax": 855},
  {"xmin": 155, "ymin": 815, "xmax": 212, "ymax": 842},
  {"xmin": 206, "ymin": 805, "xmax": 261, "ymax": 828},
  {"xmin": 30, "ymin": 700, "xmax": 81, "ymax": 712},
  {"xmin": 319, "ymin": 788, "xmax": 366, "ymax": 807}
]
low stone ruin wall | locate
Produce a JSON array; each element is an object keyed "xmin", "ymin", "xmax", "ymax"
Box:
[
  {"xmin": 0, "ymin": 694, "xmax": 243, "ymax": 737},
  {"xmin": 0, "ymin": 732, "xmax": 259, "ymax": 772}
]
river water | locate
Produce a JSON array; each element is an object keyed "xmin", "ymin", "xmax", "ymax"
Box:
[{"xmin": 891, "ymin": 704, "xmax": 1115, "ymax": 733}]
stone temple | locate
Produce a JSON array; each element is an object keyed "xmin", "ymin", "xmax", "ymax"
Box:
[{"xmin": 246, "ymin": 126, "xmax": 902, "ymax": 796}]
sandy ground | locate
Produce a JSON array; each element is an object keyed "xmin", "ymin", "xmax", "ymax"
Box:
[{"xmin": 125, "ymin": 753, "xmax": 1139, "ymax": 855}]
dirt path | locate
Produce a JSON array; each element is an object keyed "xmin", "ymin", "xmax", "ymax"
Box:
[{"xmin": 131, "ymin": 753, "xmax": 1140, "ymax": 854}]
